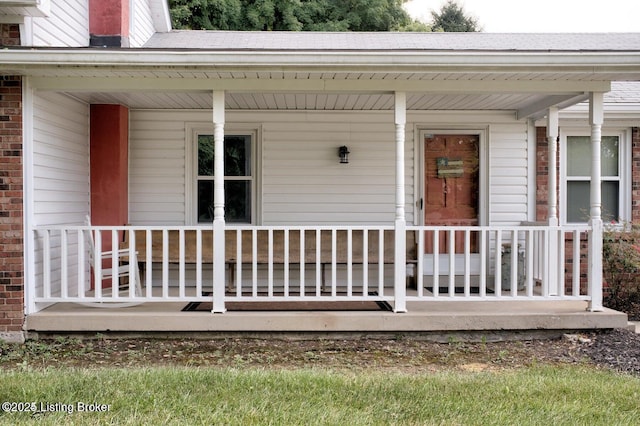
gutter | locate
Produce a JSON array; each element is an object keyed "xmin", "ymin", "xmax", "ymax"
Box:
[{"xmin": 1, "ymin": 48, "xmax": 640, "ymax": 72}]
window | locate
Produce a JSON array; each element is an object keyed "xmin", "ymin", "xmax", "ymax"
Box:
[
  {"xmin": 562, "ymin": 131, "xmax": 629, "ymax": 223},
  {"xmin": 196, "ymin": 134, "xmax": 253, "ymax": 223}
]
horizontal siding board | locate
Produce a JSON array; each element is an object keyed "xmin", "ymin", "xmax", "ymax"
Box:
[
  {"xmin": 488, "ymin": 123, "xmax": 529, "ymax": 225},
  {"xmin": 129, "ymin": 110, "xmax": 187, "ymax": 224}
]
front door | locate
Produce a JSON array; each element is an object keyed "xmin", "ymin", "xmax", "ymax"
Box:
[{"xmin": 424, "ymin": 133, "xmax": 480, "ymax": 254}]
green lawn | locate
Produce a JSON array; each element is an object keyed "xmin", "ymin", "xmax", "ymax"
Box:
[{"xmin": 1, "ymin": 366, "xmax": 639, "ymax": 425}]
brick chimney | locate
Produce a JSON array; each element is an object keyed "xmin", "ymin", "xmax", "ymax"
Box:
[{"xmin": 89, "ymin": 0, "xmax": 130, "ymax": 47}]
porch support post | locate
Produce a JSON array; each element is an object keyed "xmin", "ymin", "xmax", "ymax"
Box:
[
  {"xmin": 394, "ymin": 92, "xmax": 407, "ymax": 313},
  {"xmin": 588, "ymin": 92, "xmax": 604, "ymax": 311},
  {"xmin": 212, "ymin": 90, "xmax": 226, "ymax": 313},
  {"xmin": 546, "ymin": 108, "xmax": 560, "ymax": 295}
]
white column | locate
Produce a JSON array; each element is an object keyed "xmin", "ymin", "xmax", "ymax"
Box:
[
  {"xmin": 546, "ymin": 108, "xmax": 560, "ymax": 295},
  {"xmin": 546, "ymin": 107, "xmax": 559, "ymax": 226},
  {"xmin": 212, "ymin": 90, "xmax": 226, "ymax": 313},
  {"xmin": 588, "ymin": 92, "xmax": 604, "ymax": 311},
  {"xmin": 394, "ymin": 92, "xmax": 407, "ymax": 313}
]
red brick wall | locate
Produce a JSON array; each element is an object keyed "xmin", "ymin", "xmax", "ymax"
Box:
[
  {"xmin": 632, "ymin": 127, "xmax": 640, "ymax": 223},
  {"xmin": 0, "ymin": 24, "xmax": 23, "ymax": 339},
  {"xmin": 0, "ymin": 75, "xmax": 24, "ymax": 336},
  {"xmin": 0, "ymin": 24, "xmax": 20, "ymax": 47}
]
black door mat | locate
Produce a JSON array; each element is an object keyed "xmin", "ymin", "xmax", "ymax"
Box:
[
  {"xmin": 426, "ymin": 287, "xmax": 494, "ymax": 294},
  {"xmin": 182, "ymin": 298, "xmax": 392, "ymax": 312}
]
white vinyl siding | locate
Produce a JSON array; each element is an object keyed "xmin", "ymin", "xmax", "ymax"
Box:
[
  {"xmin": 261, "ymin": 116, "xmax": 412, "ymax": 225},
  {"xmin": 30, "ymin": 0, "xmax": 89, "ymax": 47},
  {"xmin": 488, "ymin": 123, "xmax": 530, "ymax": 225},
  {"xmin": 32, "ymin": 91, "xmax": 89, "ymax": 301},
  {"xmin": 128, "ymin": 110, "xmax": 529, "ymax": 227},
  {"xmin": 130, "ymin": 0, "xmax": 155, "ymax": 47},
  {"xmin": 129, "ymin": 110, "xmax": 187, "ymax": 225},
  {"xmin": 33, "ymin": 92, "xmax": 90, "ymax": 225},
  {"xmin": 128, "ymin": 110, "xmax": 414, "ymax": 226}
]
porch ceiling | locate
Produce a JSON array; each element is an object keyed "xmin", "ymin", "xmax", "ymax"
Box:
[{"xmin": 65, "ymin": 90, "xmax": 557, "ymax": 113}]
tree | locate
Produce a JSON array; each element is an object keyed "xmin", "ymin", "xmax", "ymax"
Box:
[
  {"xmin": 430, "ymin": 0, "xmax": 480, "ymax": 32},
  {"xmin": 168, "ymin": 0, "xmax": 422, "ymax": 31}
]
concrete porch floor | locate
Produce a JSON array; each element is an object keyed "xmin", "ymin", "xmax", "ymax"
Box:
[{"xmin": 25, "ymin": 296, "xmax": 627, "ymax": 336}]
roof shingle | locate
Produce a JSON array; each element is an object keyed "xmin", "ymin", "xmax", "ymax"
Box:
[{"xmin": 144, "ymin": 31, "xmax": 640, "ymax": 51}]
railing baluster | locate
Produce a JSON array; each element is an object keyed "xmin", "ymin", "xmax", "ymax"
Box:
[
  {"xmin": 236, "ymin": 229, "xmax": 242, "ymax": 297},
  {"xmin": 362, "ymin": 229, "xmax": 369, "ymax": 296},
  {"xmin": 464, "ymin": 229, "xmax": 471, "ymax": 297},
  {"xmin": 94, "ymin": 230, "xmax": 102, "ymax": 299},
  {"xmin": 111, "ymin": 229, "xmax": 118, "ymax": 299},
  {"xmin": 268, "ymin": 228, "xmax": 274, "ymax": 297},
  {"xmin": 61, "ymin": 230, "xmax": 68, "ymax": 299},
  {"xmin": 494, "ymin": 229, "xmax": 502, "ymax": 297},
  {"xmin": 542, "ymin": 229, "xmax": 549, "ymax": 297},
  {"xmin": 300, "ymin": 229, "xmax": 305, "ymax": 297},
  {"xmin": 526, "ymin": 229, "xmax": 534, "ymax": 297},
  {"xmin": 179, "ymin": 228, "xmax": 185, "ymax": 299},
  {"xmin": 558, "ymin": 229, "xmax": 566, "ymax": 297},
  {"xmin": 42, "ymin": 230, "xmax": 51, "ymax": 299},
  {"xmin": 510, "ymin": 230, "xmax": 518, "ymax": 297},
  {"xmin": 77, "ymin": 229, "xmax": 85, "ymax": 299},
  {"xmin": 129, "ymin": 228, "xmax": 136, "ymax": 298},
  {"xmin": 252, "ymin": 228, "xmax": 258, "ymax": 297},
  {"xmin": 417, "ymin": 229, "xmax": 424, "ymax": 297},
  {"xmin": 378, "ymin": 229, "xmax": 384, "ymax": 296},
  {"xmin": 145, "ymin": 230, "xmax": 152, "ymax": 298},
  {"xmin": 347, "ymin": 229, "xmax": 353, "ymax": 297},
  {"xmin": 316, "ymin": 229, "xmax": 321, "ymax": 296},
  {"xmin": 448, "ymin": 229, "xmax": 455, "ymax": 296},
  {"xmin": 331, "ymin": 229, "xmax": 337, "ymax": 297},
  {"xmin": 479, "ymin": 228, "xmax": 487, "ymax": 297},
  {"xmin": 284, "ymin": 229, "xmax": 290, "ymax": 297},
  {"xmin": 573, "ymin": 230, "xmax": 581, "ymax": 296},
  {"xmin": 196, "ymin": 228, "xmax": 202, "ymax": 297},
  {"xmin": 432, "ymin": 230, "xmax": 439, "ymax": 297},
  {"xmin": 162, "ymin": 229, "xmax": 169, "ymax": 298}
]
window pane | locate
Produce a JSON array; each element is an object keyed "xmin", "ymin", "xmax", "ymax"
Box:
[
  {"xmin": 567, "ymin": 136, "xmax": 590, "ymax": 176},
  {"xmin": 566, "ymin": 181, "xmax": 619, "ymax": 223},
  {"xmin": 197, "ymin": 180, "xmax": 214, "ymax": 222},
  {"xmin": 225, "ymin": 181, "xmax": 251, "ymax": 223},
  {"xmin": 567, "ymin": 135, "xmax": 619, "ymax": 177},
  {"xmin": 225, "ymin": 136, "xmax": 251, "ymax": 177},
  {"xmin": 198, "ymin": 135, "xmax": 251, "ymax": 177},
  {"xmin": 197, "ymin": 180, "xmax": 251, "ymax": 223},
  {"xmin": 601, "ymin": 136, "xmax": 619, "ymax": 177},
  {"xmin": 198, "ymin": 135, "xmax": 214, "ymax": 176},
  {"xmin": 602, "ymin": 181, "xmax": 619, "ymax": 222}
]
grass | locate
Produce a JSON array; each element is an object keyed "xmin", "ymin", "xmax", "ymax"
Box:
[{"xmin": 1, "ymin": 366, "xmax": 639, "ymax": 425}]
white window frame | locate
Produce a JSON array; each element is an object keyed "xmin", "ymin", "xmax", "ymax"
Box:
[
  {"xmin": 185, "ymin": 123, "xmax": 260, "ymax": 225},
  {"xmin": 559, "ymin": 128, "xmax": 631, "ymax": 224}
]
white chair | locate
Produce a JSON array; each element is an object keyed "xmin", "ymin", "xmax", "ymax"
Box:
[{"xmin": 82, "ymin": 216, "xmax": 142, "ymax": 307}]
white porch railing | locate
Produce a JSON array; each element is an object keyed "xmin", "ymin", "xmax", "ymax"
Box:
[
  {"xmin": 407, "ymin": 225, "xmax": 592, "ymax": 301},
  {"xmin": 30, "ymin": 223, "xmax": 598, "ymax": 310}
]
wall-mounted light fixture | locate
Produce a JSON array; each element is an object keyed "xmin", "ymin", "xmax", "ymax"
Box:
[{"xmin": 338, "ymin": 145, "xmax": 350, "ymax": 164}]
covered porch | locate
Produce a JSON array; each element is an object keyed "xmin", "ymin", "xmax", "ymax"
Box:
[{"xmin": 15, "ymin": 32, "xmax": 640, "ymax": 332}]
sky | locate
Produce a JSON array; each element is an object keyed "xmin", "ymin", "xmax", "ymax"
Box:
[{"xmin": 404, "ymin": 0, "xmax": 640, "ymax": 32}]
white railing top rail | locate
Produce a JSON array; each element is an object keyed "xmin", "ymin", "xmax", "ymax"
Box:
[{"xmin": 408, "ymin": 224, "xmax": 591, "ymax": 232}]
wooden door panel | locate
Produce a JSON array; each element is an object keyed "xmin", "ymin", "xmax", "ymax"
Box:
[{"xmin": 424, "ymin": 134, "xmax": 479, "ymax": 254}]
